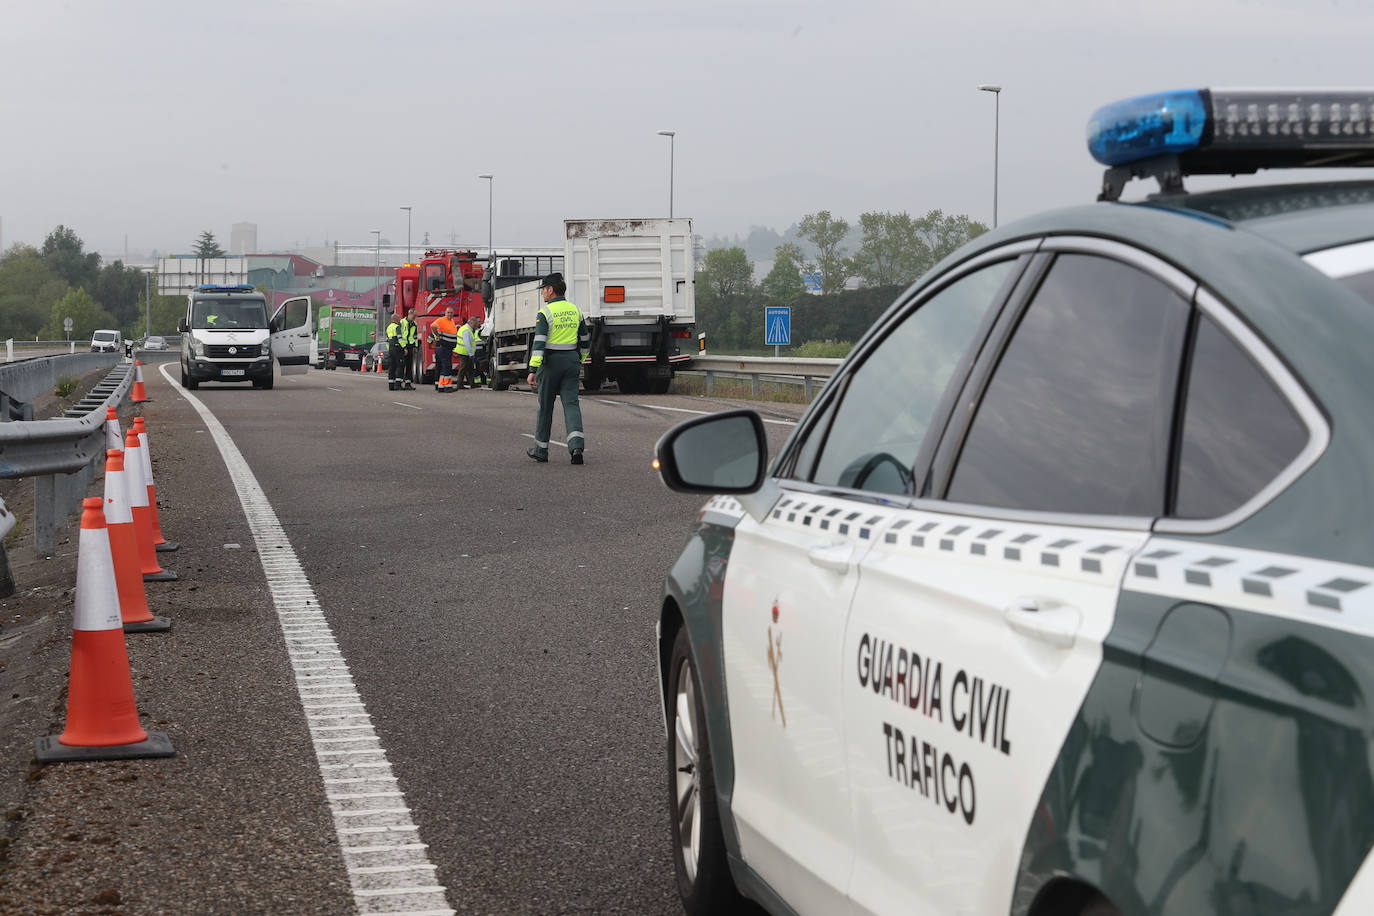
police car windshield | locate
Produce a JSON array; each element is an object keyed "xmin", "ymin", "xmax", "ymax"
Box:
[{"xmin": 191, "ymin": 298, "xmax": 268, "ymax": 330}]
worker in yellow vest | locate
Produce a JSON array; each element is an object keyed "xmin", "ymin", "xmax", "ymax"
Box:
[
  {"xmin": 455, "ymin": 315, "xmax": 481, "ymax": 389},
  {"xmin": 526, "ymin": 273, "xmax": 589, "ymax": 464}
]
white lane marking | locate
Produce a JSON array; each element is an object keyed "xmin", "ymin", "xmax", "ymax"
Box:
[
  {"xmin": 521, "ymin": 432, "xmax": 567, "ymax": 448},
  {"xmin": 392, "ymin": 401, "xmax": 424, "ymax": 410},
  {"xmin": 589, "ymin": 397, "xmax": 797, "ymax": 426},
  {"xmin": 157, "ymin": 362, "xmax": 455, "ymax": 916}
]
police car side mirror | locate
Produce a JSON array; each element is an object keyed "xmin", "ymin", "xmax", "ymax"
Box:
[{"xmin": 655, "ymin": 409, "xmax": 768, "ymax": 494}]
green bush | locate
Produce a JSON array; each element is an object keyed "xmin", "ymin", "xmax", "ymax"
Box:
[
  {"xmin": 54, "ymin": 376, "xmax": 78, "ymax": 398},
  {"xmin": 792, "ymin": 339, "xmax": 853, "ymax": 359}
]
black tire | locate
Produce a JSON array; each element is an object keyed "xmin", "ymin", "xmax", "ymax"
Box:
[
  {"xmin": 618, "ymin": 372, "xmax": 644, "ymax": 394},
  {"xmin": 667, "ymin": 627, "xmax": 744, "ymax": 914},
  {"xmin": 254, "ymin": 374, "xmax": 274, "ymax": 390},
  {"xmin": 649, "ymin": 377, "xmax": 671, "ymax": 395},
  {"xmin": 583, "ymin": 370, "xmax": 603, "ymax": 392}
]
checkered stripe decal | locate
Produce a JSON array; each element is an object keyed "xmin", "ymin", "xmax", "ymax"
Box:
[
  {"xmin": 770, "ymin": 494, "xmax": 891, "ymax": 544},
  {"xmin": 699, "ymin": 495, "xmax": 745, "ymax": 527},
  {"xmin": 864, "ymin": 512, "xmax": 1139, "ymax": 583},
  {"xmin": 1125, "ymin": 538, "xmax": 1374, "ymax": 623}
]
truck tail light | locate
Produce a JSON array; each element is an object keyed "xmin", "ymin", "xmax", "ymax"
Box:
[{"xmin": 672, "ymin": 330, "xmax": 692, "ymax": 339}]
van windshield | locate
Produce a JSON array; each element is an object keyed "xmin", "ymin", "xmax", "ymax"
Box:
[
  {"xmin": 92, "ymin": 331, "xmax": 117, "ymax": 342},
  {"xmin": 191, "ymin": 297, "xmax": 269, "ymax": 330}
]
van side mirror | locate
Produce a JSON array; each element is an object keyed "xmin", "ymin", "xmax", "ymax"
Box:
[{"xmin": 178, "ymin": 318, "xmax": 189, "ymax": 333}]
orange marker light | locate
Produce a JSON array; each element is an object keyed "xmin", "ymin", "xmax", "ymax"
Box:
[
  {"xmin": 604, "ymin": 286, "xmax": 626, "ymax": 303},
  {"xmin": 651, "ymin": 459, "xmax": 661, "ymax": 470}
]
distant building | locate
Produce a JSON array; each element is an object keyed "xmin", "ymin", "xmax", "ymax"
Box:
[{"xmin": 230, "ymin": 222, "xmax": 258, "ymax": 255}]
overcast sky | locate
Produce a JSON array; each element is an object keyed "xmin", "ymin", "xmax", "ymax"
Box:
[{"xmin": 3, "ymin": 0, "xmax": 1372, "ymax": 261}]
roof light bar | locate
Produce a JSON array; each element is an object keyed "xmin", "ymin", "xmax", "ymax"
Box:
[
  {"xmin": 194, "ymin": 284, "xmax": 256, "ymax": 293},
  {"xmin": 1089, "ymin": 89, "xmax": 1374, "ymax": 200}
]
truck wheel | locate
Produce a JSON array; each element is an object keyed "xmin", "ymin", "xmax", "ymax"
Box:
[
  {"xmin": 618, "ymin": 372, "xmax": 646, "ymax": 394},
  {"xmin": 649, "ymin": 377, "xmax": 671, "ymax": 395},
  {"xmin": 583, "ymin": 371, "xmax": 603, "ymax": 392}
]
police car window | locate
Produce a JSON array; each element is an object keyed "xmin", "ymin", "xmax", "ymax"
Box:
[
  {"xmin": 947, "ymin": 254, "xmax": 1188, "ymax": 516},
  {"xmin": 805, "ymin": 261, "xmax": 1012, "ymax": 495},
  {"xmin": 1173, "ymin": 314, "xmax": 1307, "ymax": 519}
]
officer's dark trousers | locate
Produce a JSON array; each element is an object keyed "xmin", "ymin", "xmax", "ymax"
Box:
[
  {"xmin": 388, "ymin": 343, "xmax": 404, "ymax": 382},
  {"xmin": 531, "ymin": 350, "xmax": 585, "ymax": 458},
  {"xmin": 400, "ymin": 346, "xmax": 414, "ymax": 383},
  {"xmin": 457, "ymin": 354, "xmax": 476, "ymax": 388},
  {"xmin": 436, "ymin": 343, "xmax": 454, "ymax": 385}
]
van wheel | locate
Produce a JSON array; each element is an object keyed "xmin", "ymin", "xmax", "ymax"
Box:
[
  {"xmin": 254, "ymin": 375, "xmax": 274, "ymax": 390},
  {"xmin": 668, "ymin": 628, "xmax": 745, "ymax": 914}
]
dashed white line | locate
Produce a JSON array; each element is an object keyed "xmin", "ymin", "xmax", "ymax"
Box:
[
  {"xmin": 521, "ymin": 432, "xmax": 567, "ymax": 448},
  {"xmin": 392, "ymin": 401, "xmax": 424, "ymax": 410},
  {"xmin": 589, "ymin": 397, "xmax": 797, "ymax": 425},
  {"xmin": 158, "ymin": 362, "xmax": 454, "ymax": 916}
]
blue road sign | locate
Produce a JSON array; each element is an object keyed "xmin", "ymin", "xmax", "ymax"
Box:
[
  {"xmin": 802, "ymin": 271, "xmax": 822, "ymax": 293},
  {"xmin": 765, "ymin": 306, "xmax": 791, "ymax": 346}
]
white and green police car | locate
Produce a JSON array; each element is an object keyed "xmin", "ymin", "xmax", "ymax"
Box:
[{"xmin": 654, "ymin": 89, "xmax": 1374, "ymax": 916}]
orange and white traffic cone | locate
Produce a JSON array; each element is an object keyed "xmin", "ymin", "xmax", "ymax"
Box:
[
  {"xmin": 132, "ymin": 417, "xmax": 177, "ymax": 553},
  {"xmin": 34, "ymin": 497, "xmax": 175, "ymax": 762},
  {"xmin": 125, "ymin": 429, "xmax": 176, "ymax": 582},
  {"xmin": 104, "ymin": 406, "xmax": 123, "ymax": 452},
  {"xmin": 103, "ymin": 449, "xmax": 171, "ymax": 633},
  {"xmin": 131, "ymin": 360, "xmax": 150, "ymax": 402}
]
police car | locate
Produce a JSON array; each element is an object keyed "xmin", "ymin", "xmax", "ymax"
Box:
[{"xmin": 653, "ymin": 89, "xmax": 1374, "ymax": 916}]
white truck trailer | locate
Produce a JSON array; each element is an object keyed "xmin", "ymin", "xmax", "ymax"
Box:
[{"xmin": 484, "ymin": 218, "xmax": 697, "ymax": 394}]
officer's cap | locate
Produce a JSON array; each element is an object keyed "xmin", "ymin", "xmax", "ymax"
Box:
[{"xmin": 539, "ymin": 272, "xmax": 563, "ymax": 289}]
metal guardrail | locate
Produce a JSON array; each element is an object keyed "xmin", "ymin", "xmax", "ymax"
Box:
[
  {"xmin": 0, "ymin": 354, "xmax": 132, "ymax": 578},
  {"xmin": 678, "ymin": 354, "xmax": 843, "ymax": 399}
]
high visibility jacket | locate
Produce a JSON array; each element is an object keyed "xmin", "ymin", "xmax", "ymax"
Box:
[
  {"xmin": 530, "ymin": 298, "xmax": 588, "ymax": 368},
  {"xmin": 456, "ymin": 323, "xmax": 475, "ymax": 357},
  {"xmin": 386, "ymin": 321, "xmax": 401, "ymax": 344},
  {"xmin": 399, "ymin": 318, "xmax": 418, "ymax": 346},
  {"xmin": 431, "ymin": 316, "xmax": 458, "ymax": 349}
]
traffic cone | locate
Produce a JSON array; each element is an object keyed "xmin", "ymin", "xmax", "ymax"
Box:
[
  {"xmin": 103, "ymin": 449, "xmax": 171, "ymax": 633},
  {"xmin": 104, "ymin": 406, "xmax": 123, "ymax": 452},
  {"xmin": 34, "ymin": 498, "xmax": 175, "ymax": 762},
  {"xmin": 131, "ymin": 360, "xmax": 150, "ymax": 402},
  {"xmin": 132, "ymin": 417, "xmax": 177, "ymax": 553},
  {"xmin": 125, "ymin": 429, "xmax": 176, "ymax": 582}
]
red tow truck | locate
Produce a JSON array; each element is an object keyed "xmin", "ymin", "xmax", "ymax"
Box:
[{"xmin": 392, "ymin": 249, "xmax": 486, "ymax": 384}]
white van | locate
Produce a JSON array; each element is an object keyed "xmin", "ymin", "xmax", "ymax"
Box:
[
  {"xmin": 177, "ymin": 285, "xmax": 313, "ymax": 390},
  {"xmin": 90, "ymin": 329, "xmax": 122, "ymax": 353}
]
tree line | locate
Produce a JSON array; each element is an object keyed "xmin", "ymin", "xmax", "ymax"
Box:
[
  {"xmin": 0, "ymin": 227, "xmax": 226, "ymax": 341},
  {"xmin": 697, "ymin": 209, "xmax": 988, "ymax": 353}
]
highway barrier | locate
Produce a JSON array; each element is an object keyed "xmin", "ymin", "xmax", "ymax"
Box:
[
  {"xmin": 0, "ymin": 353, "xmax": 132, "ymax": 560},
  {"xmin": 34, "ymin": 496, "xmax": 175, "ymax": 763},
  {"xmin": 679, "ymin": 355, "xmax": 842, "ymax": 400}
]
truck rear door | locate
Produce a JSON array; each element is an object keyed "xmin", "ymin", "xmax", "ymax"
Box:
[{"xmin": 566, "ymin": 218, "xmax": 694, "ymax": 323}]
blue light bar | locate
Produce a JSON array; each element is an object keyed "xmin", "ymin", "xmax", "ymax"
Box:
[
  {"xmin": 1087, "ymin": 90, "xmax": 1209, "ymax": 167},
  {"xmin": 194, "ymin": 284, "xmax": 256, "ymax": 293}
]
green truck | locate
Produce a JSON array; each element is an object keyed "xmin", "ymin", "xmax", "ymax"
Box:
[{"xmin": 317, "ymin": 304, "xmax": 377, "ymax": 371}]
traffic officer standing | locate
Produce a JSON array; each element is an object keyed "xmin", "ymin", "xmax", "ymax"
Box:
[
  {"xmin": 429, "ymin": 306, "xmax": 459, "ymax": 391},
  {"xmin": 525, "ymin": 273, "xmax": 589, "ymax": 464},
  {"xmin": 386, "ymin": 311, "xmax": 407, "ymax": 391}
]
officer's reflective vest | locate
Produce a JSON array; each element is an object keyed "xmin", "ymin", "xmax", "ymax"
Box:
[
  {"xmin": 455, "ymin": 323, "xmax": 475, "ymax": 357},
  {"xmin": 399, "ymin": 318, "xmax": 417, "ymax": 346},
  {"xmin": 386, "ymin": 321, "xmax": 400, "ymax": 344},
  {"xmin": 541, "ymin": 300, "xmax": 582, "ymax": 350}
]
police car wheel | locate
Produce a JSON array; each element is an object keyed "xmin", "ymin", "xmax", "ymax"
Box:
[{"xmin": 668, "ymin": 627, "xmax": 744, "ymax": 912}]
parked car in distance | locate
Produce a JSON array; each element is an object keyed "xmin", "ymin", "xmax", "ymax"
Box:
[
  {"xmin": 142, "ymin": 336, "xmax": 168, "ymax": 351},
  {"xmin": 362, "ymin": 342, "xmax": 390, "ymax": 373}
]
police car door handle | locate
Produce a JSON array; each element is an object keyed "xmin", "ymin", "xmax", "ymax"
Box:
[
  {"xmin": 1003, "ymin": 597, "xmax": 1080, "ymax": 649},
  {"xmin": 807, "ymin": 542, "xmax": 853, "ymax": 574}
]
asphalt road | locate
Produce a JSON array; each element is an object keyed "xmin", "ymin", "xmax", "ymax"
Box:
[{"xmin": 0, "ymin": 363, "xmax": 801, "ymax": 914}]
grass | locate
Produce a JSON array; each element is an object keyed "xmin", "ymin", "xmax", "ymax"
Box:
[
  {"xmin": 4, "ymin": 514, "xmax": 21, "ymax": 548},
  {"xmin": 53, "ymin": 376, "xmax": 78, "ymax": 398},
  {"xmin": 673, "ymin": 374, "xmax": 814, "ymax": 405}
]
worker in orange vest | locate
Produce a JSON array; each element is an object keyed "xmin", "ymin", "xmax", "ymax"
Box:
[{"xmin": 428, "ymin": 306, "xmax": 459, "ymax": 391}]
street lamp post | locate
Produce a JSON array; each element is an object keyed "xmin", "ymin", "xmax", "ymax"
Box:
[
  {"xmin": 656, "ymin": 130, "xmax": 675, "ymax": 218},
  {"xmin": 370, "ymin": 229, "xmax": 381, "ymax": 311},
  {"xmin": 478, "ymin": 174, "xmax": 493, "ymax": 258},
  {"xmin": 978, "ymin": 84, "xmax": 1001, "ymax": 228},
  {"xmin": 400, "ymin": 206, "xmax": 412, "ymax": 263}
]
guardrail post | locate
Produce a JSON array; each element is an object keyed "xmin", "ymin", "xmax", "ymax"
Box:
[
  {"xmin": 0, "ymin": 544, "xmax": 13, "ymax": 597},
  {"xmin": 804, "ymin": 376, "xmax": 814, "ymax": 400},
  {"xmin": 5, "ymin": 338, "xmax": 12, "ymax": 362},
  {"xmin": 34, "ymin": 474, "xmax": 56, "ymax": 555},
  {"xmin": 751, "ymin": 374, "xmax": 760, "ymax": 397},
  {"xmin": 705, "ymin": 371, "xmax": 714, "ymax": 395}
]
